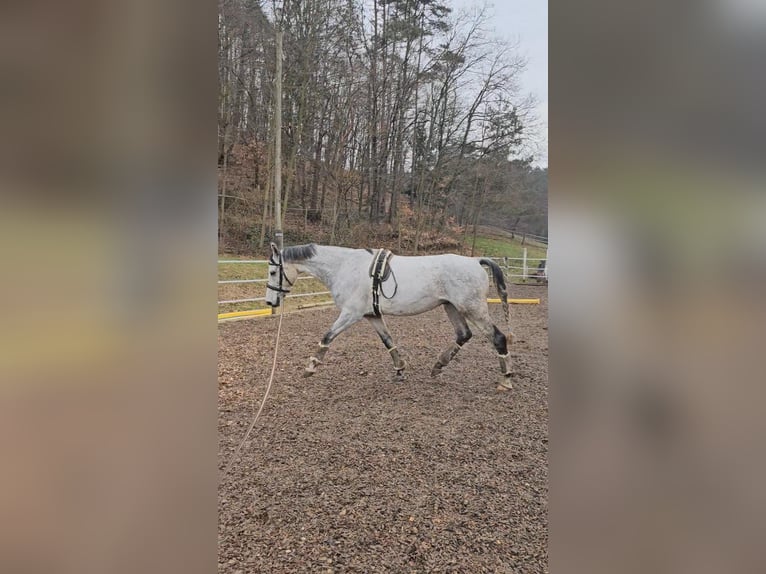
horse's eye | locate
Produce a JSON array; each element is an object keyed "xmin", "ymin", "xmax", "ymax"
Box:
[{"xmin": 269, "ymin": 270, "xmax": 276, "ymax": 276}]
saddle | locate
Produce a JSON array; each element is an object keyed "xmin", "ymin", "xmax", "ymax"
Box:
[{"xmin": 368, "ymin": 248, "xmax": 394, "ymax": 317}]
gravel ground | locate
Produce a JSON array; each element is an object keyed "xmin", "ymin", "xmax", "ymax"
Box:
[{"xmin": 219, "ymin": 286, "xmax": 548, "ymax": 573}]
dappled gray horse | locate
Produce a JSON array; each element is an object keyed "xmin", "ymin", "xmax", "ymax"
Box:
[{"xmin": 265, "ymin": 243, "xmax": 515, "ymax": 390}]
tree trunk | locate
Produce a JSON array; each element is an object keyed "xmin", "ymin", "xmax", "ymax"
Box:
[{"xmin": 219, "ymin": 142, "xmax": 229, "ymax": 245}]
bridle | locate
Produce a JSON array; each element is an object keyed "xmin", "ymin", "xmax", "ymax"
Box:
[{"xmin": 267, "ymin": 250, "xmax": 294, "ymax": 295}]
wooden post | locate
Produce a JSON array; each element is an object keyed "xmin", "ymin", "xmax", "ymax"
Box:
[
  {"xmin": 522, "ymin": 247, "xmax": 528, "ymax": 280},
  {"xmin": 272, "ymin": 29, "xmax": 283, "ymax": 314},
  {"xmin": 274, "ymin": 29, "xmax": 284, "ymax": 252}
]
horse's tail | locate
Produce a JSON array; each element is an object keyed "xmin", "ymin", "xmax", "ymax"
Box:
[{"xmin": 479, "ymin": 258, "xmax": 510, "ymax": 329}]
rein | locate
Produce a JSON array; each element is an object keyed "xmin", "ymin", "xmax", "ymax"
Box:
[
  {"xmin": 380, "ymin": 268, "xmax": 398, "ymax": 299},
  {"xmin": 222, "ymin": 309, "xmax": 284, "ymax": 477},
  {"xmin": 223, "ymin": 248, "xmax": 292, "ymax": 476}
]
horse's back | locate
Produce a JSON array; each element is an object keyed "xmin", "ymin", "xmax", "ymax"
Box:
[
  {"xmin": 392, "ymin": 253, "xmax": 486, "ymax": 280},
  {"xmin": 381, "ymin": 253, "xmax": 488, "ymax": 315}
]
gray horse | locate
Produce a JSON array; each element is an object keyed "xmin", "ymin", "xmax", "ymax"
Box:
[{"xmin": 265, "ymin": 243, "xmax": 515, "ymax": 390}]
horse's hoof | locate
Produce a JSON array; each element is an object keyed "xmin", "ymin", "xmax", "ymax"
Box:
[
  {"xmin": 303, "ymin": 368, "xmax": 316, "ymax": 378},
  {"xmin": 393, "ymin": 371, "xmax": 405, "ymax": 383},
  {"xmin": 496, "ymin": 377, "xmax": 513, "ymax": 391},
  {"xmin": 430, "ymin": 366, "xmax": 442, "ymax": 377}
]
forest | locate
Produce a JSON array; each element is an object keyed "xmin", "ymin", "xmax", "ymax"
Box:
[{"xmin": 218, "ymin": 0, "xmax": 547, "ymax": 254}]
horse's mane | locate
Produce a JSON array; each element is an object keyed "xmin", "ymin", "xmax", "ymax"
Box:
[{"xmin": 282, "ymin": 243, "xmax": 318, "ymax": 262}]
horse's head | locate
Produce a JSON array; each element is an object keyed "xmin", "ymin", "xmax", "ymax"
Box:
[{"xmin": 265, "ymin": 242, "xmax": 297, "ymax": 307}]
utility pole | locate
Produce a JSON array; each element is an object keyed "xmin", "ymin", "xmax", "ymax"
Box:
[
  {"xmin": 272, "ymin": 29, "xmax": 284, "ymax": 315},
  {"xmin": 274, "ymin": 29, "xmax": 284, "ymax": 252}
]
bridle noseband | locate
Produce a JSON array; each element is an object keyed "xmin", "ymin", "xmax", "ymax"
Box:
[{"xmin": 267, "ymin": 252, "xmax": 294, "ymax": 295}]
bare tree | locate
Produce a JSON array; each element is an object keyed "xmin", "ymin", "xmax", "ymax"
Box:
[{"xmin": 217, "ymin": 0, "xmax": 542, "ymax": 253}]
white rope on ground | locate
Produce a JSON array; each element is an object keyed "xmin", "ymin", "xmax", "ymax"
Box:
[{"xmin": 221, "ymin": 310, "xmax": 285, "ymax": 477}]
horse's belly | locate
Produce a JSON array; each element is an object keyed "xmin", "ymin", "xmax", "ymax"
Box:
[{"xmin": 382, "ymin": 293, "xmax": 443, "ymax": 316}]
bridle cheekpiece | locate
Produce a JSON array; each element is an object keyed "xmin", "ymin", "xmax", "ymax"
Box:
[{"xmin": 267, "ymin": 249, "xmax": 294, "ymax": 295}]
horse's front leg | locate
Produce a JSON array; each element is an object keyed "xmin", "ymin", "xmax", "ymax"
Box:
[
  {"xmin": 366, "ymin": 316, "xmax": 406, "ymax": 381},
  {"xmin": 304, "ymin": 343, "xmax": 329, "ymax": 376},
  {"xmin": 304, "ymin": 311, "xmax": 360, "ymax": 377}
]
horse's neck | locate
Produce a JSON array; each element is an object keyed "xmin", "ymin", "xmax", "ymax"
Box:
[{"xmin": 293, "ymin": 246, "xmax": 349, "ymax": 287}]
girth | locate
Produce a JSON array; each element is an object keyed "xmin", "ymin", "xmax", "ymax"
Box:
[{"xmin": 369, "ymin": 248, "xmax": 394, "ymax": 317}]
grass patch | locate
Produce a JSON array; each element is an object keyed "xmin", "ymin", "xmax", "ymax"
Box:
[{"xmin": 470, "ymin": 236, "xmax": 547, "ymax": 259}]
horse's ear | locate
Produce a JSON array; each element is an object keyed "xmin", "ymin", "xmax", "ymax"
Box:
[{"xmin": 269, "ymin": 242, "xmax": 280, "ymax": 259}]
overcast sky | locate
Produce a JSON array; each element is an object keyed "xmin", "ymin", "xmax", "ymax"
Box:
[{"xmin": 451, "ymin": 0, "xmax": 548, "ymax": 165}]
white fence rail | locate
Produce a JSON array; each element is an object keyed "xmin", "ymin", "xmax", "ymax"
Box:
[
  {"xmin": 218, "ymin": 276, "xmax": 318, "ymax": 285},
  {"xmin": 484, "ymin": 228, "xmax": 548, "ymax": 247},
  {"xmin": 519, "ymin": 232, "xmax": 548, "ymax": 245},
  {"xmin": 218, "ymin": 259, "xmax": 331, "ymax": 307}
]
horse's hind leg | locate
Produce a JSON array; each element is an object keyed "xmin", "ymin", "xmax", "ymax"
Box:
[
  {"xmin": 304, "ymin": 311, "xmax": 361, "ymax": 377},
  {"xmin": 431, "ymin": 303, "xmax": 472, "ymax": 377},
  {"xmin": 466, "ymin": 306, "xmax": 513, "ymax": 391},
  {"xmin": 366, "ymin": 316, "xmax": 406, "ymax": 381}
]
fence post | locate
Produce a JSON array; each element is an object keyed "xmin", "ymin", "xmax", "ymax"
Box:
[{"xmin": 522, "ymin": 247, "xmax": 528, "ymax": 280}]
